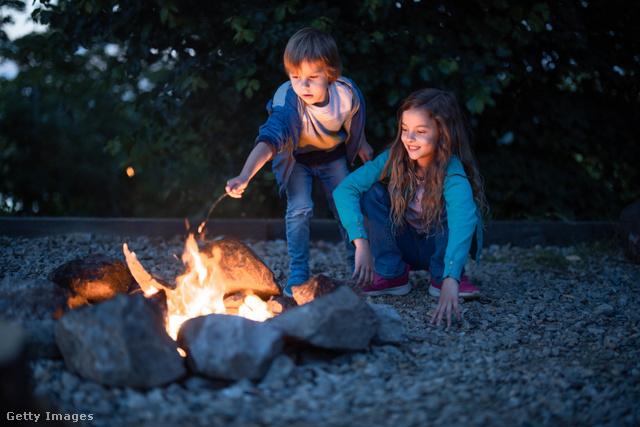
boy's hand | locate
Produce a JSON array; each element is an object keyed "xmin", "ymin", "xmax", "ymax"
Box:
[
  {"xmin": 352, "ymin": 238, "xmax": 375, "ymax": 288},
  {"xmin": 430, "ymin": 277, "xmax": 462, "ymax": 327},
  {"xmin": 225, "ymin": 176, "xmax": 249, "ymax": 198},
  {"xmin": 358, "ymin": 141, "xmax": 374, "ymax": 163},
  {"xmin": 226, "ymin": 142, "xmax": 273, "ymax": 198}
]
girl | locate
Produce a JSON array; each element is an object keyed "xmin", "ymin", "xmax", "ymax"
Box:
[{"xmin": 333, "ymin": 88, "xmax": 486, "ymax": 326}]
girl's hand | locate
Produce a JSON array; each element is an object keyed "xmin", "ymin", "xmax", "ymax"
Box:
[
  {"xmin": 352, "ymin": 238, "xmax": 375, "ymax": 288},
  {"xmin": 430, "ymin": 277, "xmax": 462, "ymax": 327},
  {"xmin": 358, "ymin": 141, "xmax": 374, "ymax": 163},
  {"xmin": 225, "ymin": 176, "xmax": 249, "ymax": 198}
]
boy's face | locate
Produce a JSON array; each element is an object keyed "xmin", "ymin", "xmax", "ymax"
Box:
[{"xmin": 288, "ymin": 61, "xmax": 330, "ymax": 107}]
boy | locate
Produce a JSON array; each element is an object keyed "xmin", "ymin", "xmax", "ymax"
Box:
[{"xmin": 225, "ymin": 27, "xmax": 373, "ymax": 296}]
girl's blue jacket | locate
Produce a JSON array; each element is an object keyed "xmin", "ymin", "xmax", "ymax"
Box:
[{"xmin": 333, "ymin": 149, "xmax": 483, "ymax": 282}]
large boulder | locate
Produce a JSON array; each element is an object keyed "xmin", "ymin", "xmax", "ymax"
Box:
[
  {"xmin": 200, "ymin": 237, "xmax": 281, "ymax": 299},
  {"xmin": 55, "ymin": 293, "xmax": 186, "ymax": 388},
  {"xmin": 268, "ymin": 285, "xmax": 380, "ymax": 351},
  {"xmin": 177, "ymin": 313, "xmax": 284, "ymax": 381},
  {"xmin": 48, "ymin": 254, "xmax": 138, "ymax": 308}
]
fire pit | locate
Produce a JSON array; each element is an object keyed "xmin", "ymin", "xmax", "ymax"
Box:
[{"xmin": 49, "ymin": 235, "xmax": 406, "ymax": 388}]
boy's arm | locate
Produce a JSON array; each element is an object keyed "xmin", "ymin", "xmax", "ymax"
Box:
[
  {"xmin": 358, "ymin": 140, "xmax": 374, "ymax": 163},
  {"xmin": 225, "ymin": 142, "xmax": 274, "ymax": 198}
]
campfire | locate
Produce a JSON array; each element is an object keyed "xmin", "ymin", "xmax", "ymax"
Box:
[
  {"xmin": 50, "ymin": 234, "xmax": 401, "ymax": 388},
  {"xmin": 123, "ymin": 234, "xmax": 273, "ymax": 341}
]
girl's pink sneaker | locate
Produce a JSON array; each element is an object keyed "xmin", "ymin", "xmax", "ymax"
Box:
[
  {"xmin": 363, "ymin": 264, "xmax": 411, "ymax": 296},
  {"xmin": 429, "ymin": 275, "xmax": 480, "ymax": 299}
]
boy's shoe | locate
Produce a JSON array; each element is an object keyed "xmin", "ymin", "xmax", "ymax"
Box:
[
  {"xmin": 282, "ymin": 282, "xmax": 301, "ymax": 298},
  {"xmin": 283, "ymin": 273, "xmax": 309, "ymax": 297},
  {"xmin": 429, "ymin": 275, "xmax": 480, "ymax": 299},
  {"xmin": 363, "ymin": 264, "xmax": 411, "ymax": 296},
  {"xmin": 282, "ymin": 284, "xmax": 294, "ymax": 298}
]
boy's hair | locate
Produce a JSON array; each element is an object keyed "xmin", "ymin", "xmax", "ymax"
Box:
[
  {"xmin": 284, "ymin": 28, "xmax": 341, "ymax": 84},
  {"xmin": 382, "ymin": 88, "xmax": 488, "ymax": 234}
]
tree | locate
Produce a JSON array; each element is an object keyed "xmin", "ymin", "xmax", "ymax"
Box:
[
  {"xmin": 1, "ymin": 0, "xmax": 638, "ymax": 220},
  {"xmin": 0, "ymin": 31, "xmax": 138, "ymax": 215}
]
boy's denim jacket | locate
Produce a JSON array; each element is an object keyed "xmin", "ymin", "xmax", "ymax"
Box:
[{"xmin": 255, "ymin": 77, "xmax": 367, "ymax": 195}]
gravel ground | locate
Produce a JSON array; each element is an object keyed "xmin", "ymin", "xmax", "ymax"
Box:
[{"xmin": 1, "ymin": 232, "xmax": 639, "ymax": 427}]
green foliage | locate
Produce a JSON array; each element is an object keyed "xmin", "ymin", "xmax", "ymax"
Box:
[
  {"xmin": 0, "ymin": 33, "xmax": 136, "ymax": 215},
  {"xmin": 0, "ymin": 0, "xmax": 638, "ymax": 220}
]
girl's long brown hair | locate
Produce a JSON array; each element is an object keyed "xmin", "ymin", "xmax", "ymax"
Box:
[{"xmin": 380, "ymin": 88, "xmax": 487, "ymax": 234}]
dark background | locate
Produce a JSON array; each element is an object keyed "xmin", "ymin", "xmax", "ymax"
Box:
[{"xmin": 1, "ymin": 0, "xmax": 638, "ymax": 221}]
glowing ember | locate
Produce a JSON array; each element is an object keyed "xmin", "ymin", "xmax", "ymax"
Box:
[{"xmin": 124, "ymin": 234, "xmax": 273, "ymax": 341}]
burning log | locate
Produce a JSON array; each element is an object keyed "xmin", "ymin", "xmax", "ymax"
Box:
[{"xmin": 122, "ymin": 243, "xmax": 175, "ymax": 293}]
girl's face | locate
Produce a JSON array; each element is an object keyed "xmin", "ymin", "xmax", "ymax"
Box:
[
  {"xmin": 289, "ymin": 60, "xmax": 330, "ymax": 107},
  {"xmin": 401, "ymin": 108, "xmax": 440, "ymax": 168}
]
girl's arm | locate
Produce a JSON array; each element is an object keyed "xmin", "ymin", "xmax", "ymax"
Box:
[
  {"xmin": 429, "ymin": 157, "xmax": 478, "ymax": 326},
  {"xmin": 225, "ymin": 142, "xmax": 274, "ymax": 198},
  {"xmin": 333, "ymin": 150, "xmax": 390, "ymax": 242},
  {"xmin": 333, "ymin": 151, "xmax": 390, "ymax": 286},
  {"xmin": 441, "ymin": 158, "xmax": 479, "ymax": 281}
]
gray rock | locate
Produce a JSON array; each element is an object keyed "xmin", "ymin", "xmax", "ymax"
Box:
[
  {"xmin": 54, "ymin": 293, "xmax": 186, "ymax": 388},
  {"xmin": 594, "ymin": 303, "xmax": 615, "ymax": 317},
  {"xmin": 177, "ymin": 313, "xmax": 284, "ymax": 381},
  {"xmin": 269, "ymin": 285, "xmax": 380, "ymax": 351},
  {"xmin": 0, "ymin": 322, "xmax": 31, "ymax": 414},
  {"xmin": 0, "ymin": 278, "xmax": 67, "ymax": 359},
  {"xmin": 368, "ymin": 302, "xmax": 407, "ymax": 344},
  {"xmin": 266, "ymin": 295, "xmax": 297, "ymax": 315},
  {"xmin": 291, "ymin": 273, "xmax": 365, "ymax": 305},
  {"xmin": 259, "ymin": 354, "xmax": 296, "ymax": 389},
  {"xmin": 48, "ymin": 253, "xmax": 138, "ymax": 308},
  {"xmin": 200, "ymin": 237, "xmax": 282, "ymax": 299},
  {"xmin": 619, "ymin": 199, "xmax": 640, "ymax": 263}
]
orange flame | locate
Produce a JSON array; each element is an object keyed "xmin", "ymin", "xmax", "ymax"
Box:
[
  {"xmin": 238, "ymin": 295, "xmax": 273, "ymax": 322},
  {"xmin": 126, "ymin": 235, "xmax": 273, "ymax": 342}
]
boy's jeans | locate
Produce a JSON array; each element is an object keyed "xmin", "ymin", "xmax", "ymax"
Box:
[
  {"xmin": 285, "ymin": 157, "xmax": 355, "ymax": 287},
  {"xmin": 360, "ymin": 182, "xmax": 449, "ymax": 282}
]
